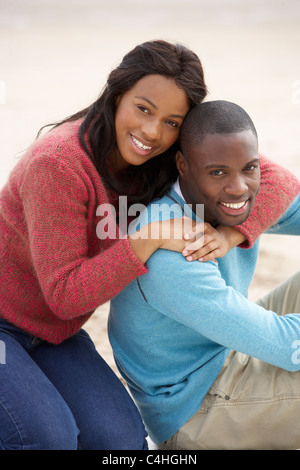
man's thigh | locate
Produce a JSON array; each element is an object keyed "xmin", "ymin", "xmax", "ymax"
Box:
[
  {"xmin": 163, "ymin": 272, "xmax": 300, "ymax": 450},
  {"xmin": 256, "ymin": 270, "xmax": 300, "ymax": 315},
  {"xmin": 166, "ymin": 350, "xmax": 300, "ymax": 450}
]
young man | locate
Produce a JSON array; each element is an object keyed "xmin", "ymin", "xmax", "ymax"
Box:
[{"xmin": 109, "ymin": 101, "xmax": 300, "ymax": 450}]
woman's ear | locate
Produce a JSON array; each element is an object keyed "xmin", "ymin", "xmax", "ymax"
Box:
[{"xmin": 176, "ymin": 150, "xmax": 187, "ymax": 179}]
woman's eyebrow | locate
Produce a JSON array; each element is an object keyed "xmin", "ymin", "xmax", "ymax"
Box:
[
  {"xmin": 135, "ymin": 96, "xmax": 185, "ymax": 119},
  {"xmin": 135, "ymin": 96, "xmax": 157, "ymax": 109}
]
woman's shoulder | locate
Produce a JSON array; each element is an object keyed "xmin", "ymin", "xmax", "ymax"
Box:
[
  {"xmin": 8, "ymin": 118, "xmax": 103, "ymax": 193},
  {"xmin": 23, "ymin": 119, "xmax": 97, "ymax": 174},
  {"xmin": 32, "ymin": 119, "xmax": 83, "ymax": 158}
]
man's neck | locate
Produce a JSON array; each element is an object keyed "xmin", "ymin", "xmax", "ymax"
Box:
[{"xmin": 173, "ymin": 177, "xmax": 186, "ymax": 202}]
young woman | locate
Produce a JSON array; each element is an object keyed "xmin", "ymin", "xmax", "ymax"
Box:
[{"xmin": 0, "ymin": 40, "xmax": 298, "ymax": 450}]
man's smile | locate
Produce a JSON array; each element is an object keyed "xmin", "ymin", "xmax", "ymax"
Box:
[
  {"xmin": 218, "ymin": 199, "xmax": 250, "ymax": 216},
  {"xmin": 220, "ymin": 200, "xmax": 247, "ymax": 209}
]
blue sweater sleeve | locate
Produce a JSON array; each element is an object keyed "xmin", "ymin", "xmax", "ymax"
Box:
[
  {"xmin": 141, "ymin": 252, "xmax": 300, "ymax": 372},
  {"xmin": 133, "ymin": 192, "xmax": 300, "ymax": 372},
  {"xmin": 266, "ymin": 193, "xmax": 300, "ymax": 235}
]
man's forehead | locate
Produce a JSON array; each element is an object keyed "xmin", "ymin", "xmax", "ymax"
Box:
[{"xmin": 185, "ymin": 130, "xmax": 258, "ymax": 161}]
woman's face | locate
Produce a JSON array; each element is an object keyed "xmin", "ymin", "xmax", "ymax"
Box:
[{"xmin": 112, "ymin": 74, "xmax": 190, "ymax": 171}]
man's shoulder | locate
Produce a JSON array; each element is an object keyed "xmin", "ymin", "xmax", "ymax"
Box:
[
  {"xmin": 128, "ymin": 190, "xmax": 184, "ymax": 234},
  {"xmin": 144, "ymin": 247, "xmax": 221, "ymax": 291},
  {"xmin": 149, "ymin": 193, "xmax": 185, "ymax": 219}
]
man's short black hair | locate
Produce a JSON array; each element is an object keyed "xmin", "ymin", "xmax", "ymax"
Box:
[{"xmin": 180, "ymin": 100, "xmax": 258, "ymax": 153}]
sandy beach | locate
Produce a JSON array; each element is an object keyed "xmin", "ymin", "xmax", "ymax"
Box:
[{"xmin": 1, "ymin": 0, "xmax": 299, "ymax": 373}]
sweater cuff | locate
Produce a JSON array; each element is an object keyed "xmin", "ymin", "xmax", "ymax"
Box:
[{"xmin": 121, "ymin": 236, "xmax": 148, "ymax": 274}]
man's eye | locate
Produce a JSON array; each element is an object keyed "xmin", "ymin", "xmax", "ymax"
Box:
[
  {"xmin": 210, "ymin": 170, "xmax": 225, "ymax": 176},
  {"xmin": 245, "ymin": 164, "xmax": 257, "ymax": 171}
]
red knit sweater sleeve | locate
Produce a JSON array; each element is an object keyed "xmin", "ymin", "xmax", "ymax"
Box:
[
  {"xmin": 235, "ymin": 154, "xmax": 300, "ymax": 248},
  {"xmin": 20, "ymin": 154, "xmax": 147, "ymax": 320}
]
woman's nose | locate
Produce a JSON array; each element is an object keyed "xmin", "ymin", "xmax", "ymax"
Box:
[{"xmin": 142, "ymin": 120, "xmax": 161, "ymax": 142}]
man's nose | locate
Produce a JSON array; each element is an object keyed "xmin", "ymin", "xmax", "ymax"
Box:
[{"xmin": 224, "ymin": 175, "xmax": 248, "ymax": 195}]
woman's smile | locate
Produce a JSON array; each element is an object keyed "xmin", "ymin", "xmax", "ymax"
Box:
[{"xmin": 130, "ymin": 134, "xmax": 155, "ymax": 152}]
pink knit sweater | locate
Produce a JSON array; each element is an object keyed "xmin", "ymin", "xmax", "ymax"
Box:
[{"xmin": 0, "ymin": 120, "xmax": 298, "ymax": 344}]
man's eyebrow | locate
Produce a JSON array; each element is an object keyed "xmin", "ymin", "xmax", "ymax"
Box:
[
  {"xmin": 204, "ymin": 158, "xmax": 260, "ymax": 169},
  {"xmin": 135, "ymin": 96, "xmax": 185, "ymax": 119}
]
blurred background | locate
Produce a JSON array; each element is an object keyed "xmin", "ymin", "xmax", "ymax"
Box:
[{"xmin": 1, "ymin": 0, "xmax": 299, "ymax": 367}]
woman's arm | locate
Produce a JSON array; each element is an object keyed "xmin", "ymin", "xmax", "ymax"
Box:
[
  {"xmin": 235, "ymin": 155, "xmax": 300, "ymax": 248},
  {"xmin": 131, "ymin": 156, "xmax": 300, "ymax": 263},
  {"xmin": 129, "ymin": 217, "xmax": 246, "ymax": 264},
  {"xmin": 20, "ymin": 155, "xmax": 148, "ymax": 318}
]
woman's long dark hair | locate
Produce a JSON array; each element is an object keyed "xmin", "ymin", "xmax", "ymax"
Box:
[{"xmin": 41, "ymin": 40, "xmax": 207, "ymax": 206}]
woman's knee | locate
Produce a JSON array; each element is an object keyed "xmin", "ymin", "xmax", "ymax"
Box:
[
  {"xmin": 80, "ymin": 402, "xmax": 148, "ymax": 450},
  {"xmin": 36, "ymin": 408, "xmax": 79, "ymax": 450},
  {"xmin": 0, "ymin": 397, "xmax": 79, "ymax": 450}
]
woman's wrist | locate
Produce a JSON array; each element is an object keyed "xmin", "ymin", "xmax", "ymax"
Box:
[
  {"xmin": 216, "ymin": 225, "xmax": 246, "ymax": 249},
  {"xmin": 128, "ymin": 223, "xmax": 162, "ymax": 264}
]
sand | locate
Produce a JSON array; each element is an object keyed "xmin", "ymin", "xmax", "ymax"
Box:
[{"xmin": 0, "ymin": 0, "xmax": 299, "ymax": 374}]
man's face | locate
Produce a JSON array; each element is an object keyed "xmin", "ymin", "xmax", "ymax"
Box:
[{"xmin": 176, "ymin": 130, "xmax": 260, "ymax": 226}]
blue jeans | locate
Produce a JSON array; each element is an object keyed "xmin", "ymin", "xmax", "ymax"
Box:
[{"xmin": 0, "ymin": 319, "xmax": 148, "ymax": 450}]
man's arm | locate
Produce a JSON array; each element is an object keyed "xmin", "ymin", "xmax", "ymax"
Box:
[{"xmin": 141, "ymin": 250, "xmax": 300, "ymax": 372}]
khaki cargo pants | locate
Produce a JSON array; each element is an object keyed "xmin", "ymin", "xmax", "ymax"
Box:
[{"xmin": 160, "ymin": 271, "xmax": 300, "ymax": 450}]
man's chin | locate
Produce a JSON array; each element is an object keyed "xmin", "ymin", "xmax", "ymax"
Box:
[{"xmin": 219, "ymin": 210, "xmax": 252, "ymax": 227}]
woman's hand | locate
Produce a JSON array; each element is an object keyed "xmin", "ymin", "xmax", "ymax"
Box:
[
  {"xmin": 182, "ymin": 223, "xmax": 246, "ymax": 262},
  {"xmin": 161, "ymin": 218, "xmax": 247, "ymax": 262},
  {"xmin": 128, "ymin": 217, "xmax": 246, "ymax": 264}
]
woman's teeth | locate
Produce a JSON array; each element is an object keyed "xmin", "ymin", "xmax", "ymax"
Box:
[
  {"xmin": 220, "ymin": 201, "xmax": 246, "ymax": 209},
  {"xmin": 132, "ymin": 136, "xmax": 152, "ymax": 151}
]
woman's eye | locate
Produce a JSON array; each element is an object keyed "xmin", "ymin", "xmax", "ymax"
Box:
[
  {"xmin": 137, "ymin": 105, "xmax": 150, "ymax": 114},
  {"xmin": 166, "ymin": 120, "xmax": 179, "ymax": 128}
]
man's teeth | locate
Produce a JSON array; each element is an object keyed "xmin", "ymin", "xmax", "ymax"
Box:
[
  {"xmin": 132, "ymin": 136, "xmax": 152, "ymax": 151},
  {"xmin": 221, "ymin": 201, "xmax": 246, "ymax": 209}
]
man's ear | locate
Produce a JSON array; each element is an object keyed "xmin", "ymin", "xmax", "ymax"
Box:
[{"xmin": 176, "ymin": 150, "xmax": 187, "ymax": 179}]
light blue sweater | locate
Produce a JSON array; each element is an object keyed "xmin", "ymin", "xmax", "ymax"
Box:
[{"xmin": 109, "ymin": 188, "xmax": 300, "ymax": 444}]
